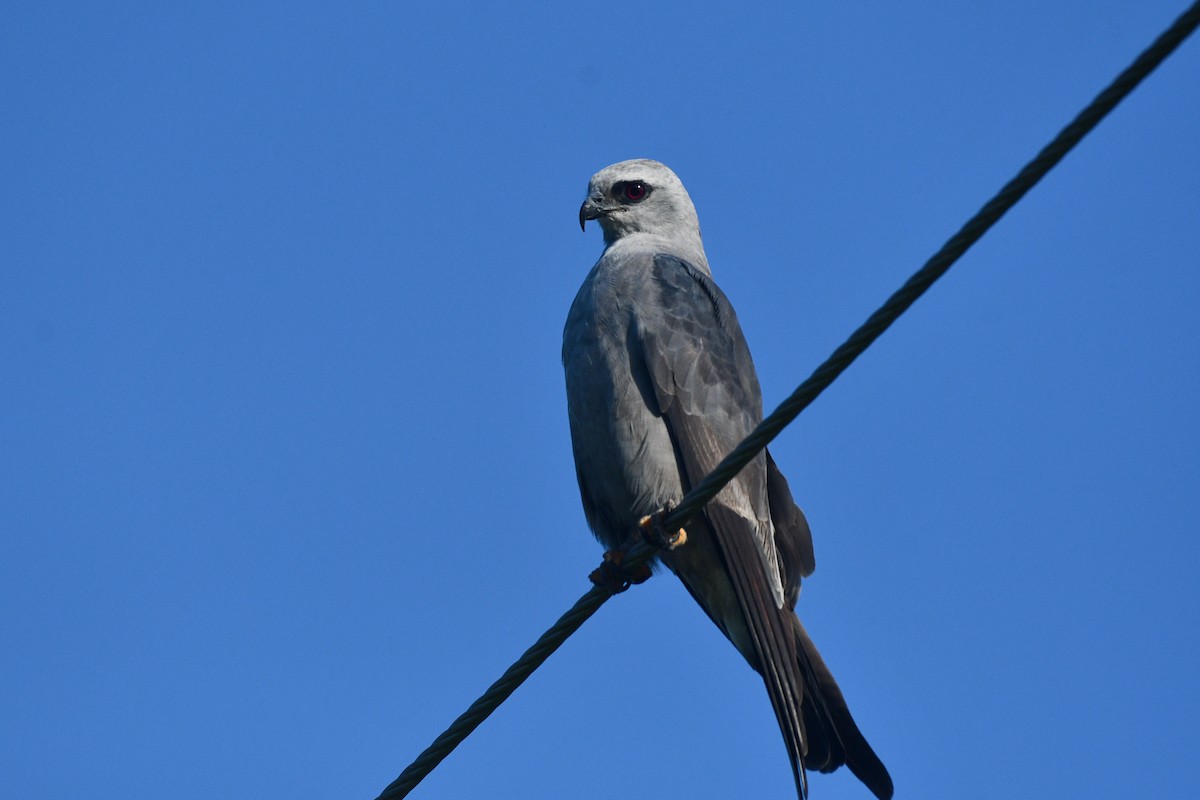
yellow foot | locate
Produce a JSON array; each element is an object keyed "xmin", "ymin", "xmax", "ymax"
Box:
[{"xmin": 638, "ymin": 514, "xmax": 688, "ymax": 550}]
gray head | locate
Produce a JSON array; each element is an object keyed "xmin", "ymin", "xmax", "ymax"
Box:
[{"xmin": 579, "ymin": 159, "xmax": 704, "ymax": 249}]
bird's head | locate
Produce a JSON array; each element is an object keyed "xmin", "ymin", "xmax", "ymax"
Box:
[{"xmin": 579, "ymin": 159, "xmax": 703, "ymax": 247}]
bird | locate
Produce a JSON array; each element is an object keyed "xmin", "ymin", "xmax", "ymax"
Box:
[{"xmin": 562, "ymin": 159, "xmax": 893, "ymax": 799}]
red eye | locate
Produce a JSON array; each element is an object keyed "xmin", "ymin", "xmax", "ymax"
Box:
[{"xmin": 618, "ymin": 181, "xmax": 650, "ymax": 203}]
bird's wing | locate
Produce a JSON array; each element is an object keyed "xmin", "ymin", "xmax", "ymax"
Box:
[
  {"xmin": 765, "ymin": 449, "xmax": 815, "ymax": 609},
  {"xmin": 633, "ymin": 252, "xmax": 811, "ymax": 795},
  {"xmin": 634, "ymin": 254, "xmax": 784, "ymax": 597}
]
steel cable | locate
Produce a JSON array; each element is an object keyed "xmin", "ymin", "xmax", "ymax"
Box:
[{"xmin": 376, "ymin": 4, "xmax": 1200, "ymax": 797}]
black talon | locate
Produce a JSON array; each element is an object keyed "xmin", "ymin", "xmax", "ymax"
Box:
[{"xmin": 589, "ymin": 549, "xmax": 651, "ymax": 594}]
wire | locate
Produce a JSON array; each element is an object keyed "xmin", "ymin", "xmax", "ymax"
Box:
[
  {"xmin": 375, "ymin": 4, "xmax": 1200, "ymax": 797},
  {"xmin": 663, "ymin": 0, "xmax": 1200, "ymax": 536}
]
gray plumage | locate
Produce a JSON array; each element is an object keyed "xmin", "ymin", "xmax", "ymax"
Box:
[{"xmin": 563, "ymin": 159, "xmax": 892, "ymax": 799}]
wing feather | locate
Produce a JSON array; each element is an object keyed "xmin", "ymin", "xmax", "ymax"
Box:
[{"xmin": 635, "ymin": 253, "xmax": 811, "ymax": 795}]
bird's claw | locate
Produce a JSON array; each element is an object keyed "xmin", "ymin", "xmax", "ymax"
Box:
[
  {"xmin": 587, "ymin": 508, "xmax": 686, "ymax": 594},
  {"xmin": 589, "ymin": 549, "xmax": 652, "ymax": 594},
  {"xmin": 639, "ymin": 509, "xmax": 688, "ymax": 551}
]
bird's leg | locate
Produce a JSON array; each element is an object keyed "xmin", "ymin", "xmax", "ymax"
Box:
[
  {"xmin": 588, "ymin": 507, "xmax": 688, "ymax": 594},
  {"xmin": 638, "ymin": 505, "xmax": 688, "ymax": 551},
  {"xmin": 588, "ymin": 548, "xmax": 651, "ymax": 594}
]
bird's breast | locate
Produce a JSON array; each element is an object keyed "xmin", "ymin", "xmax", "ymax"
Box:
[{"xmin": 563, "ymin": 266, "xmax": 685, "ymax": 548}]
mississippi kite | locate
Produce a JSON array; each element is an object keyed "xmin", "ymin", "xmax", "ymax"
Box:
[{"xmin": 562, "ymin": 159, "xmax": 892, "ymax": 799}]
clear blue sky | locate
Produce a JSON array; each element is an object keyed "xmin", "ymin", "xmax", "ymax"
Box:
[{"xmin": 3, "ymin": 3, "xmax": 1198, "ymax": 798}]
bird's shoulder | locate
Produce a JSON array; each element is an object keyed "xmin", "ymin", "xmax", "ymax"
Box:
[
  {"xmin": 631, "ymin": 252, "xmax": 761, "ymax": 420},
  {"xmin": 565, "ymin": 243, "xmax": 761, "ymax": 424}
]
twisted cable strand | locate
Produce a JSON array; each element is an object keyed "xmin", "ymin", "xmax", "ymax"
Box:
[
  {"xmin": 664, "ymin": 0, "xmax": 1200, "ymax": 533},
  {"xmin": 376, "ymin": 6, "xmax": 1199, "ymax": 797}
]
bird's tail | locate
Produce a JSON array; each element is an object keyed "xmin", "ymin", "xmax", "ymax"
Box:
[{"xmin": 791, "ymin": 615, "xmax": 894, "ymax": 800}]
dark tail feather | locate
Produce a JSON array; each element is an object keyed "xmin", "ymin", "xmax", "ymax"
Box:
[{"xmin": 791, "ymin": 616, "xmax": 894, "ymax": 800}]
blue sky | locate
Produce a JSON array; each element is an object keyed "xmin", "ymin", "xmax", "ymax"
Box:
[{"xmin": 3, "ymin": 2, "xmax": 1198, "ymax": 798}]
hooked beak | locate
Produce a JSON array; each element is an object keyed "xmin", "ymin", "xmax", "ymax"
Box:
[{"xmin": 578, "ymin": 196, "xmax": 611, "ymax": 231}]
